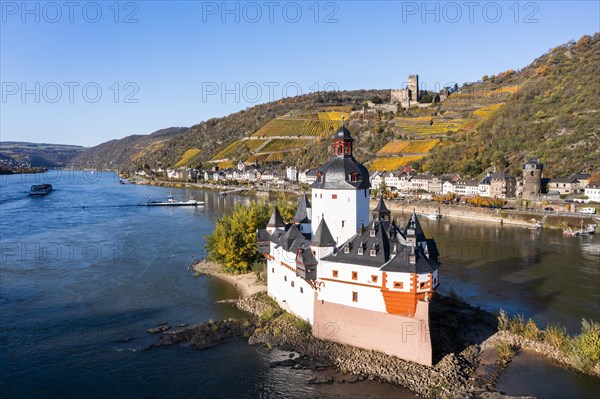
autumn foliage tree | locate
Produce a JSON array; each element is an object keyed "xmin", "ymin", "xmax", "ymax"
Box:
[{"xmin": 206, "ymin": 202, "xmax": 271, "ymax": 273}]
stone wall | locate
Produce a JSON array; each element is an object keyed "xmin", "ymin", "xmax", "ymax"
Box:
[{"xmin": 313, "ymin": 299, "xmax": 433, "ymax": 366}]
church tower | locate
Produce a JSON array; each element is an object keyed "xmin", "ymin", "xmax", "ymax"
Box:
[{"xmin": 311, "ymin": 120, "xmax": 371, "ymax": 245}]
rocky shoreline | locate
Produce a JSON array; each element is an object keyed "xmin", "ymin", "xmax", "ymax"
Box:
[{"xmin": 135, "ymin": 264, "xmax": 598, "ymax": 397}]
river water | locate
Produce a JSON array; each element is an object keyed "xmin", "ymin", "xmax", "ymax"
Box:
[{"xmin": 0, "ymin": 171, "xmax": 598, "ymax": 398}]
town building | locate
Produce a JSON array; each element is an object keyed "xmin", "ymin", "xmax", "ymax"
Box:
[
  {"xmin": 257, "ymin": 125, "xmax": 441, "ymax": 366},
  {"xmin": 490, "ymin": 173, "xmax": 517, "ymax": 199},
  {"xmin": 547, "ymin": 177, "xmax": 580, "ymax": 195},
  {"xmin": 584, "ymin": 182, "xmax": 600, "ymax": 203}
]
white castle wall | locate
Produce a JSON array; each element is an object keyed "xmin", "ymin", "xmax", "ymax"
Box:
[
  {"xmin": 267, "ymin": 243, "xmax": 314, "ymax": 323},
  {"xmin": 316, "ymin": 261, "xmax": 386, "ymax": 313}
]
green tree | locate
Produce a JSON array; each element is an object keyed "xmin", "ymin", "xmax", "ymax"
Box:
[
  {"xmin": 205, "ymin": 201, "xmax": 271, "ymax": 272},
  {"xmin": 275, "ymin": 193, "xmax": 297, "ymax": 222}
]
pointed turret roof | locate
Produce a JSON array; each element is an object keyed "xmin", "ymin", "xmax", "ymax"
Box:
[
  {"xmin": 311, "ymin": 218, "xmax": 336, "ymax": 247},
  {"xmin": 293, "ymin": 193, "xmax": 311, "ymax": 224},
  {"xmin": 373, "ymin": 196, "xmax": 391, "ymax": 221},
  {"xmin": 404, "ymin": 211, "xmax": 426, "ymax": 242},
  {"xmin": 267, "ymin": 206, "xmax": 285, "ymax": 228}
]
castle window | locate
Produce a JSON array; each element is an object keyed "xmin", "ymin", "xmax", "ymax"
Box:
[
  {"xmin": 352, "ymin": 292, "xmax": 358, "ymax": 302},
  {"xmin": 332, "ymin": 270, "xmax": 338, "ymax": 278},
  {"xmin": 342, "ymin": 220, "xmax": 345, "ymax": 228},
  {"xmin": 352, "ymin": 271, "xmax": 357, "ymax": 280},
  {"xmin": 291, "ymin": 281, "xmax": 295, "ymax": 287},
  {"xmin": 337, "ymin": 145, "xmax": 343, "ymax": 155},
  {"xmin": 420, "ymin": 282, "xmax": 426, "ymax": 289},
  {"xmin": 284, "ymin": 276, "xmax": 287, "ymax": 282},
  {"xmin": 272, "ymin": 268, "xmax": 274, "ymax": 273},
  {"xmin": 320, "ymin": 194, "xmax": 322, "ymax": 198},
  {"xmin": 394, "ymin": 282, "xmax": 403, "ymax": 289},
  {"xmin": 300, "ymin": 287, "xmax": 303, "ymax": 293},
  {"xmin": 332, "ymin": 194, "xmax": 337, "ymax": 199},
  {"xmin": 371, "ymin": 275, "xmax": 378, "ymax": 283},
  {"xmin": 315, "ymin": 193, "xmax": 317, "ymax": 198},
  {"xmin": 357, "ymin": 247, "xmax": 363, "ymax": 255},
  {"xmin": 344, "ymin": 246, "xmax": 350, "ymax": 254},
  {"xmin": 350, "ymin": 172, "xmax": 359, "ymax": 182},
  {"xmin": 370, "ymin": 249, "xmax": 376, "ymax": 256},
  {"xmin": 370, "ymin": 230, "xmax": 376, "ymax": 237}
]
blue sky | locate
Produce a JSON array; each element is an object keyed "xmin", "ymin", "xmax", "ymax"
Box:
[{"xmin": 1, "ymin": 1, "xmax": 598, "ymax": 146}]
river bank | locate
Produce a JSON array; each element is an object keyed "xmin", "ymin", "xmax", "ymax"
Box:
[
  {"xmin": 378, "ymin": 200, "xmax": 599, "ymax": 230},
  {"xmin": 126, "ymin": 177, "xmax": 597, "ymax": 230},
  {"xmin": 192, "ymin": 260, "xmax": 267, "ymax": 298}
]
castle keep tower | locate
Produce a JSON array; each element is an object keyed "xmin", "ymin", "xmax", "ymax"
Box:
[
  {"xmin": 407, "ymin": 74, "xmax": 419, "ymax": 102},
  {"xmin": 522, "ymin": 159, "xmax": 543, "ymax": 201},
  {"xmin": 311, "ymin": 121, "xmax": 371, "ymax": 245}
]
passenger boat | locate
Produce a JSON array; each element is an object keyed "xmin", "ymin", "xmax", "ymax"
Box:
[
  {"xmin": 563, "ymin": 222, "xmax": 597, "ymax": 236},
  {"xmin": 142, "ymin": 195, "xmax": 203, "ymax": 207},
  {"xmin": 425, "ymin": 207, "xmax": 442, "ymax": 220},
  {"xmin": 29, "ymin": 184, "xmax": 53, "ymax": 196}
]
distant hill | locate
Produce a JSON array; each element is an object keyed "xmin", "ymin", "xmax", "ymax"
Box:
[
  {"xmin": 0, "ymin": 141, "xmax": 85, "ymax": 168},
  {"xmin": 71, "ymin": 127, "xmax": 188, "ymax": 170}
]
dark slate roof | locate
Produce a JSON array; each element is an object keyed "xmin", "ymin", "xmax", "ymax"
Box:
[
  {"xmin": 296, "ymin": 247, "xmax": 318, "ymax": 267},
  {"xmin": 380, "ymin": 245, "xmax": 440, "ymax": 274},
  {"xmin": 479, "ymin": 173, "xmax": 491, "ymax": 185},
  {"xmin": 311, "ymin": 156, "xmax": 371, "ymax": 190},
  {"xmin": 311, "ymin": 219, "xmax": 336, "ymax": 247},
  {"xmin": 293, "ymin": 194, "xmax": 312, "ymax": 224},
  {"xmin": 276, "ymin": 224, "xmax": 309, "ymax": 252},
  {"xmin": 333, "ymin": 125, "xmax": 353, "ymax": 140},
  {"xmin": 373, "ymin": 196, "xmax": 391, "ymax": 219},
  {"xmin": 404, "ymin": 211, "xmax": 426, "ymax": 242},
  {"xmin": 490, "ymin": 172, "xmax": 515, "ymax": 181},
  {"xmin": 257, "ymin": 229, "xmax": 271, "ymax": 242},
  {"xmin": 568, "ymin": 173, "xmax": 590, "ymax": 181},
  {"xmin": 322, "ymin": 220, "xmax": 396, "ymax": 267},
  {"xmin": 267, "ymin": 206, "xmax": 285, "ymax": 228}
]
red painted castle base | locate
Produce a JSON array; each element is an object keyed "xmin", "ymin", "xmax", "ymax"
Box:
[{"xmin": 312, "ymin": 299, "xmax": 432, "ymax": 366}]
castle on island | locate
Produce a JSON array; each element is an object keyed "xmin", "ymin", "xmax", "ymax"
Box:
[{"xmin": 257, "ymin": 124, "xmax": 441, "ymax": 366}]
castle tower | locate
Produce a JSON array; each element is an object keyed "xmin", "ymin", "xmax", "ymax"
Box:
[
  {"xmin": 293, "ymin": 193, "xmax": 312, "ymax": 235},
  {"xmin": 311, "ymin": 121, "xmax": 370, "ymax": 245},
  {"xmin": 407, "ymin": 74, "xmax": 419, "ymax": 102},
  {"xmin": 266, "ymin": 206, "xmax": 285, "ymax": 235},
  {"xmin": 522, "ymin": 159, "xmax": 543, "ymax": 201}
]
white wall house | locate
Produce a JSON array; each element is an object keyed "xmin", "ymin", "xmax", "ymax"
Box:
[{"xmin": 584, "ymin": 183, "xmax": 600, "ymax": 203}]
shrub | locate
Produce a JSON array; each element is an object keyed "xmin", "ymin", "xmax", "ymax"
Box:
[
  {"xmin": 570, "ymin": 319, "xmax": 600, "ymax": 367},
  {"xmin": 497, "ymin": 340, "xmax": 515, "ymax": 362},
  {"xmin": 508, "ymin": 314, "xmax": 526, "ymax": 335},
  {"xmin": 497, "ymin": 309, "xmax": 510, "ymax": 331},
  {"xmin": 544, "ymin": 323, "xmax": 568, "ymax": 349},
  {"xmin": 524, "ymin": 318, "xmax": 542, "ymax": 341},
  {"xmin": 259, "ymin": 309, "xmax": 276, "ymax": 325}
]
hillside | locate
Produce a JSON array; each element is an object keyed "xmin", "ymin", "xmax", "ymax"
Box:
[
  {"xmin": 71, "ymin": 127, "xmax": 188, "ymax": 170},
  {"xmin": 0, "ymin": 142, "xmax": 85, "ymax": 168},
  {"xmin": 133, "ymin": 90, "xmax": 388, "ymax": 170},
  {"xmin": 421, "ymin": 33, "xmax": 600, "ymax": 177}
]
